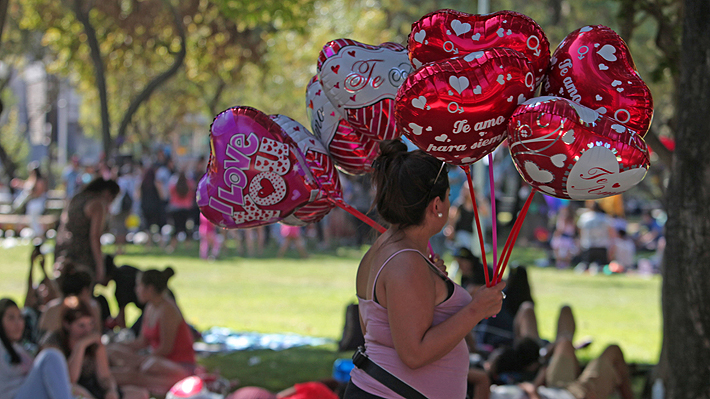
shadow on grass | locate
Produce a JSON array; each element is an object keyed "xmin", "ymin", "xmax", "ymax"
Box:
[{"xmin": 197, "ymin": 344, "xmax": 353, "ymax": 393}]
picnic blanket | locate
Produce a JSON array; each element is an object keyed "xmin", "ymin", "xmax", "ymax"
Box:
[{"xmin": 195, "ymin": 327, "xmax": 332, "ymax": 353}]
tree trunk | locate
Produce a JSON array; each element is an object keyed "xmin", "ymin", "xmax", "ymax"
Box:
[
  {"xmin": 0, "ymin": 0, "xmax": 9, "ymax": 51},
  {"xmin": 662, "ymin": 0, "xmax": 710, "ymax": 398}
]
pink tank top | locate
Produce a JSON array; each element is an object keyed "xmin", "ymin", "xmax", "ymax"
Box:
[{"xmin": 350, "ymin": 249, "xmax": 472, "ymax": 399}]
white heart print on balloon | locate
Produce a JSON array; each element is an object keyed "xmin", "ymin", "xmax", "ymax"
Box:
[{"xmin": 507, "ymin": 96, "xmax": 650, "ymax": 200}]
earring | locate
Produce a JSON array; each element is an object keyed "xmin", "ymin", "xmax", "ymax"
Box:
[{"xmin": 437, "ymin": 213, "xmax": 443, "ymax": 218}]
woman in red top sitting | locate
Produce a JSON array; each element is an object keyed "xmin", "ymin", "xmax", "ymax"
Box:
[{"xmin": 108, "ymin": 267, "xmax": 195, "ymax": 396}]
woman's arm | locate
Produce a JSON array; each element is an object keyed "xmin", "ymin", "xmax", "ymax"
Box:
[
  {"xmin": 152, "ymin": 303, "xmax": 182, "ymax": 357},
  {"xmin": 121, "ymin": 333, "xmax": 148, "ymax": 351},
  {"xmin": 381, "ymin": 253, "xmax": 505, "ymax": 369},
  {"xmin": 85, "ymin": 199, "xmax": 107, "ymax": 284},
  {"xmin": 46, "ymin": 332, "xmax": 101, "ymax": 383},
  {"xmin": 24, "ymin": 249, "xmax": 38, "ymax": 310},
  {"xmin": 94, "ymin": 343, "xmax": 120, "ymax": 399}
]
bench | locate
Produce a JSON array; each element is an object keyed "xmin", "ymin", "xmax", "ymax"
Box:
[{"xmin": 0, "ymin": 214, "xmax": 59, "ymax": 233}]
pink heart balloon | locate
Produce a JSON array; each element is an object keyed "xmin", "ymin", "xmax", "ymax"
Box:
[
  {"xmin": 508, "ymin": 96, "xmax": 650, "ymax": 200},
  {"xmin": 196, "ymin": 107, "xmax": 319, "ymax": 229},
  {"xmin": 317, "ymin": 39, "xmax": 411, "ymax": 141},
  {"xmin": 408, "ymin": 9, "xmax": 550, "ymax": 86},
  {"xmin": 306, "ymin": 75, "xmax": 378, "ymax": 175},
  {"xmin": 396, "ymin": 47, "xmax": 536, "ymax": 166},
  {"xmin": 270, "ymin": 114, "xmax": 343, "ymax": 225},
  {"xmin": 542, "ymin": 25, "xmax": 653, "ymax": 135}
]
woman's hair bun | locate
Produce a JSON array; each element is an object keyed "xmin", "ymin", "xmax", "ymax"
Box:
[
  {"xmin": 163, "ymin": 267, "xmax": 175, "ymax": 280},
  {"xmin": 378, "ymin": 139, "xmax": 408, "ymax": 158}
]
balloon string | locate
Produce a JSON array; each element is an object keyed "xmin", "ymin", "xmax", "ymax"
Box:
[
  {"xmin": 494, "ymin": 188, "xmax": 536, "ymax": 284},
  {"xmin": 330, "ymin": 199, "xmax": 436, "ymax": 258},
  {"xmin": 462, "ymin": 166, "xmax": 491, "ymax": 287},
  {"xmin": 330, "ymin": 199, "xmax": 386, "ymax": 234},
  {"xmin": 487, "ymin": 153, "xmax": 498, "ymax": 272}
]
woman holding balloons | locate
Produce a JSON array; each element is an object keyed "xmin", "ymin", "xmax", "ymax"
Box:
[{"xmin": 344, "ymin": 140, "xmax": 505, "ymax": 399}]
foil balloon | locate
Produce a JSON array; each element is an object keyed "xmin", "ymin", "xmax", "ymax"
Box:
[
  {"xmin": 196, "ymin": 107, "xmax": 320, "ymax": 229},
  {"xmin": 270, "ymin": 114, "xmax": 343, "ymax": 225},
  {"xmin": 317, "ymin": 39, "xmax": 412, "ymax": 141},
  {"xmin": 507, "ymin": 96, "xmax": 650, "ymax": 200},
  {"xmin": 408, "ymin": 9, "xmax": 550, "ymax": 86},
  {"xmin": 396, "ymin": 47, "xmax": 536, "ymax": 166},
  {"xmin": 306, "ymin": 75, "xmax": 378, "ymax": 175},
  {"xmin": 542, "ymin": 25, "xmax": 653, "ymax": 135}
]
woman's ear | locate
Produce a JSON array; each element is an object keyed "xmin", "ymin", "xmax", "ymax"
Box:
[{"xmin": 430, "ymin": 196, "xmax": 444, "ymax": 217}]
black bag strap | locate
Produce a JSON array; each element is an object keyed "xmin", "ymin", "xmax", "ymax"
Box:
[{"xmin": 352, "ymin": 346, "xmax": 429, "ymax": 399}]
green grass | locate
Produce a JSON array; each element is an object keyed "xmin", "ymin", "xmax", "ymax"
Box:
[{"xmin": 1, "ymin": 240, "xmax": 661, "ymax": 392}]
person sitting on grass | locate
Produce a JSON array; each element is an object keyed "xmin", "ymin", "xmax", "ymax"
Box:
[
  {"xmin": 0, "ymin": 298, "xmax": 75, "ymax": 399},
  {"xmin": 40, "ymin": 297, "xmax": 149, "ymax": 399},
  {"xmin": 38, "ymin": 264, "xmax": 102, "ymax": 336},
  {"xmin": 107, "ymin": 267, "xmax": 196, "ymax": 396},
  {"xmin": 21, "ymin": 243, "xmax": 60, "ymax": 345}
]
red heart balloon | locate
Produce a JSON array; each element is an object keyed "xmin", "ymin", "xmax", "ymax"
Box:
[
  {"xmin": 542, "ymin": 25, "xmax": 653, "ymax": 135},
  {"xmin": 396, "ymin": 47, "xmax": 536, "ymax": 166},
  {"xmin": 508, "ymin": 96, "xmax": 650, "ymax": 200},
  {"xmin": 408, "ymin": 9, "xmax": 550, "ymax": 86},
  {"xmin": 196, "ymin": 107, "xmax": 318, "ymax": 229},
  {"xmin": 317, "ymin": 39, "xmax": 411, "ymax": 141},
  {"xmin": 305, "ymin": 75, "xmax": 378, "ymax": 175},
  {"xmin": 270, "ymin": 114, "xmax": 343, "ymax": 225}
]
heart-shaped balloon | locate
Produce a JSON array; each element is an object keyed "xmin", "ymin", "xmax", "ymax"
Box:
[
  {"xmin": 408, "ymin": 9, "xmax": 550, "ymax": 86},
  {"xmin": 542, "ymin": 25, "xmax": 653, "ymax": 135},
  {"xmin": 196, "ymin": 107, "xmax": 319, "ymax": 229},
  {"xmin": 396, "ymin": 47, "xmax": 536, "ymax": 166},
  {"xmin": 306, "ymin": 75, "xmax": 378, "ymax": 175},
  {"xmin": 317, "ymin": 39, "xmax": 411, "ymax": 141},
  {"xmin": 270, "ymin": 114, "xmax": 343, "ymax": 225},
  {"xmin": 507, "ymin": 96, "xmax": 650, "ymax": 200}
]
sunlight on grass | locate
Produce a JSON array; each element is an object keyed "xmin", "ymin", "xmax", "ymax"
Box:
[{"xmin": 2, "ymin": 241, "xmax": 661, "ymax": 390}]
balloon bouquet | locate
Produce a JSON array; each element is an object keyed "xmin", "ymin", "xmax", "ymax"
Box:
[
  {"xmin": 397, "ymin": 10, "xmax": 653, "ymax": 285},
  {"xmin": 197, "ymin": 39, "xmax": 413, "ymax": 236},
  {"xmin": 197, "ymin": 9, "xmax": 653, "ymax": 285}
]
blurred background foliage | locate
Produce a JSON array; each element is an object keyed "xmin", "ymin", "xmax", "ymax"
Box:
[{"xmin": 0, "ymin": 0, "xmax": 679, "ymax": 183}]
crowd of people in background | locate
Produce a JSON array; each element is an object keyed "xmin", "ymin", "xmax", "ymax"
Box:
[
  {"xmin": 0, "ymin": 143, "xmax": 663, "ymax": 399},
  {"xmin": 0, "ymin": 144, "xmax": 666, "ymax": 274}
]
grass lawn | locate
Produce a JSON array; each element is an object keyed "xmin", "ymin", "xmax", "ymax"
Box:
[{"xmin": 0, "ymin": 239, "xmax": 661, "ymax": 393}]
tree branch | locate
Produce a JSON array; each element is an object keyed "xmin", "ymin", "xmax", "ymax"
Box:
[
  {"xmin": 208, "ymin": 79, "xmax": 226, "ymax": 117},
  {"xmin": 115, "ymin": 0, "xmax": 186, "ymax": 154},
  {"xmin": 73, "ymin": 0, "xmax": 112, "ymax": 157}
]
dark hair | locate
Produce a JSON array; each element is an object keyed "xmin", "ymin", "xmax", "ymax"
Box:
[
  {"xmin": 141, "ymin": 167, "xmax": 156, "ymax": 192},
  {"xmin": 57, "ymin": 297, "xmax": 95, "ymax": 357},
  {"xmin": 30, "ymin": 166, "xmax": 42, "ymax": 180},
  {"xmin": 140, "ymin": 267, "xmax": 175, "ymax": 293},
  {"xmin": 470, "ymin": 261, "xmax": 493, "ymax": 287},
  {"xmin": 371, "ymin": 140, "xmax": 449, "ymax": 229},
  {"xmin": 61, "ymin": 296, "xmax": 94, "ymax": 326},
  {"xmin": 59, "ymin": 269, "xmax": 93, "ymax": 297},
  {"xmin": 0, "ymin": 298, "xmax": 21, "ymax": 364},
  {"xmin": 492, "ymin": 337, "xmax": 541, "ymax": 376},
  {"xmin": 104, "ymin": 254, "xmax": 117, "ymax": 279},
  {"xmin": 81, "ymin": 177, "xmax": 120, "ymax": 198},
  {"xmin": 175, "ymin": 171, "xmax": 189, "ymax": 198},
  {"xmin": 503, "ymin": 265, "xmax": 534, "ymax": 316}
]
